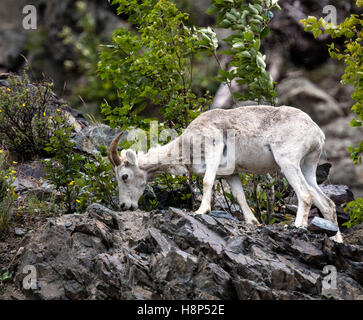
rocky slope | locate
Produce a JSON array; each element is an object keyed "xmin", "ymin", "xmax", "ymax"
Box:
[{"xmin": 3, "ymin": 204, "xmax": 362, "ymax": 300}]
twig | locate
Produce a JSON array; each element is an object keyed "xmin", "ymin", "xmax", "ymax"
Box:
[
  {"xmin": 213, "ymin": 52, "xmax": 237, "ymax": 106},
  {"xmin": 265, "ymin": 173, "xmax": 275, "ymax": 224},
  {"xmin": 219, "ymin": 179, "xmax": 233, "ymax": 214}
]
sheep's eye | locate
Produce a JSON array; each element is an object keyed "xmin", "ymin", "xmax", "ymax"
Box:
[{"xmin": 122, "ymin": 174, "xmax": 128, "ymax": 181}]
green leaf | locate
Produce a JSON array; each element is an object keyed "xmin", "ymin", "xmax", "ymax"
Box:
[
  {"xmin": 244, "ymin": 31, "xmax": 254, "ymax": 42},
  {"xmin": 313, "ymin": 29, "xmax": 322, "ymax": 38},
  {"xmin": 206, "ymin": 4, "xmax": 219, "ymax": 15},
  {"xmin": 261, "ymin": 26, "xmax": 270, "ymax": 38}
]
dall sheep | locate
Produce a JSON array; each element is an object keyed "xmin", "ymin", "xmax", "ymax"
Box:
[{"xmin": 109, "ymin": 105, "xmax": 342, "ymax": 242}]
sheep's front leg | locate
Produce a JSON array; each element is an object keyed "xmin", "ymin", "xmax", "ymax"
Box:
[
  {"xmin": 195, "ymin": 146, "xmax": 223, "ymax": 215},
  {"xmin": 195, "ymin": 168, "xmax": 218, "ymax": 215}
]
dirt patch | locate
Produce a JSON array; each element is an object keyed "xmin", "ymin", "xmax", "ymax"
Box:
[{"xmin": 343, "ymin": 223, "xmax": 363, "ymax": 245}]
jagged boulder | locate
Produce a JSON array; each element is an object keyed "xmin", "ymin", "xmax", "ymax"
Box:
[
  {"xmin": 73, "ymin": 124, "xmax": 127, "ymax": 155},
  {"xmin": 277, "ymin": 77, "xmax": 343, "ymax": 126},
  {"xmin": 5, "ymin": 204, "xmax": 362, "ymax": 300},
  {"xmin": 322, "ymin": 116, "xmax": 363, "ymax": 195}
]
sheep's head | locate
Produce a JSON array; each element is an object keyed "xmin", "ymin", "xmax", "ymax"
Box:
[{"xmin": 109, "ymin": 133, "xmax": 147, "ymax": 210}]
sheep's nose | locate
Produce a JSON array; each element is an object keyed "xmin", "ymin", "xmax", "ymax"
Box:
[
  {"xmin": 121, "ymin": 203, "xmax": 126, "ymax": 210},
  {"xmin": 129, "ymin": 205, "xmax": 135, "ymax": 211}
]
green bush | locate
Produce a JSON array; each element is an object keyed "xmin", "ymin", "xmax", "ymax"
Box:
[
  {"xmin": 98, "ymin": 0, "xmax": 217, "ymax": 133},
  {"xmin": 0, "ymin": 72, "xmax": 68, "ymax": 161},
  {"xmin": 207, "ymin": 0, "xmax": 280, "ymax": 104},
  {"xmin": 96, "ymin": 0, "xmax": 221, "ymax": 211},
  {"xmin": 43, "ymin": 125, "xmax": 118, "ymax": 213}
]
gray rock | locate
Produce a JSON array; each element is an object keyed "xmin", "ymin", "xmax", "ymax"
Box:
[
  {"xmin": 73, "ymin": 124, "xmax": 127, "ymax": 155},
  {"xmin": 87, "ymin": 203, "xmax": 120, "ymax": 230},
  {"xmin": 0, "ymin": 28, "xmax": 27, "ymax": 70},
  {"xmin": 319, "ymin": 185, "xmax": 355, "ymax": 205},
  {"xmin": 64, "ymin": 222, "xmax": 72, "ymax": 228},
  {"xmin": 7, "ymin": 205, "xmax": 363, "ymax": 300},
  {"xmin": 308, "ymin": 217, "xmax": 339, "ymax": 237},
  {"xmin": 277, "ymin": 77, "xmax": 343, "ymax": 126},
  {"xmin": 210, "ymin": 210, "xmax": 238, "ymax": 221},
  {"xmin": 322, "ymin": 116, "xmax": 363, "ymax": 196},
  {"xmin": 14, "ymin": 227, "xmax": 26, "ymax": 237}
]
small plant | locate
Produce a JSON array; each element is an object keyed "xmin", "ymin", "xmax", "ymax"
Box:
[
  {"xmin": 0, "ymin": 72, "xmax": 69, "ymax": 161},
  {"xmin": 44, "ymin": 124, "xmax": 118, "ymax": 213},
  {"xmin": 71, "ymin": 149, "xmax": 119, "ymax": 210},
  {"xmin": 0, "ymin": 151, "xmax": 17, "ymax": 235},
  {"xmin": 0, "ymin": 195, "xmax": 14, "ymax": 235},
  {"xmin": 0, "ymin": 269, "xmax": 11, "ymax": 283},
  {"xmin": 343, "ymin": 199, "xmax": 363, "ymax": 228},
  {"xmin": 139, "ymin": 195, "xmax": 159, "ymax": 212},
  {"xmin": 16, "ymin": 194, "xmax": 61, "ymax": 226},
  {"xmin": 43, "ymin": 124, "xmax": 83, "ymax": 213},
  {"xmin": 153, "ymin": 173, "xmax": 193, "ymax": 208},
  {"xmin": 217, "ymin": 172, "xmax": 290, "ymax": 224}
]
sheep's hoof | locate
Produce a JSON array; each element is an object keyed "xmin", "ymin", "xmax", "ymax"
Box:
[
  {"xmin": 246, "ymin": 219, "xmax": 261, "ymax": 227},
  {"xmin": 330, "ymin": 232, "xmax": 344, "ymax": 243},
  {"xmin": 194, "ymin": 208, "xmax": 210, "ymax": 215},
  {"xmin": 294, "ymin": 222, "xmax": 308, "ymax": 229}
]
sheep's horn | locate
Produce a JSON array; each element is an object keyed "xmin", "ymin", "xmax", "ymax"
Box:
[{"xmin": 108, "ymin": 132, "xmax": 123, "ymax": 167}]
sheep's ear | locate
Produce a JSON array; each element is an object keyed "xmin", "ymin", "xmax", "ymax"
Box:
[{"xmin": 126, "ymin": 149, "xmax": 138, "ymax": 166}]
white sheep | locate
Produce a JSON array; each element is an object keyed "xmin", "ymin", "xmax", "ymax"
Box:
[{"xmin": 109, "ymin": 105, "xmax": 342, "ymax": 242}]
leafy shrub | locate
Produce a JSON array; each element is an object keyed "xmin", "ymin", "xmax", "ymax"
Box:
[
  {"xmin": 44, "ymin": 125, "xmax": 118, "ymax": 213},
  {"xmin": 217, "ymin": 173, "xmax": 291, "ymax": 224},
  {"xmin": 72, "ymin": 149, "xmax": 119, "ymax": 210},
  {"xmin": 207, "ymin": 0, "xmax": 280, "ymax": 104},
  {"xmin": 43, "ymin": 125, "xmax": 82, "ymax": 213},
  {"xmin": 98, "ymin": 0, "xmax": 217, "ymax": 132},
  {"xmin": 0, "ymin": 72, "xmax": 68, "ymax": 161}
]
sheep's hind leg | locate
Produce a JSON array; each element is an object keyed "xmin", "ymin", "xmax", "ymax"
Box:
[
  {"xmin": 273, "ymin": 152, "xmax": 314, "ymax": 229},
  {"xmin": 226, "ymin": 175, "xmax": 259, "ymax": 225},
  {"xmin": 301, "ymin": 150, "xmax": 343, "ymax": 243}
]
